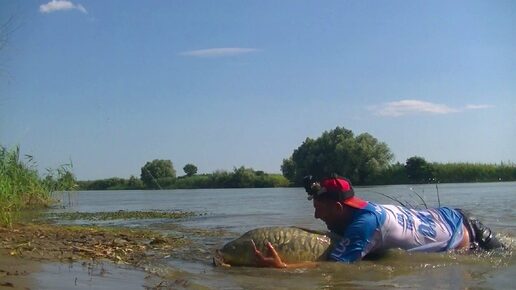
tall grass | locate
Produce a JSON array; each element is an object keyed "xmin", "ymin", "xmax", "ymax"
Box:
[{"xmin": 0, "ymin": 145, "xmax": 76, "ymax": 226}]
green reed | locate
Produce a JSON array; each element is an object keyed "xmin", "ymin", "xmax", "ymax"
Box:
[{"xmin": 0, "ymin": 145, "xmax": 76, "ymax": 226}]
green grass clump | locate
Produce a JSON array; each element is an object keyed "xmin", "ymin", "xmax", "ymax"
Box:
[{"xmin": 0, "ymin": 145, "xmax": 76, "ymax": 226}]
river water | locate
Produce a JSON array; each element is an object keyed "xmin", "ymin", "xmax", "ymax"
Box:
[{"xmin": 45, "ymin": 182, "xmax": 515, "ymax": 289}]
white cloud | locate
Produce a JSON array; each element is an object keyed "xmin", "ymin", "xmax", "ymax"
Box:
[
  {"xmin": 464, "ymin": 104, "xmax": 495, "ymax": 110},
  {"xmin": 372, "ymin": 100, "xmax": 457, "ymax": 117},
  {"xmin": 179, "ymin": 48, "xmax": 259, "ymax": 57},
  {"xmin": 39, "ymin": 0, "xmax": 87, "ymax": 14},
  {"xmin": 371, "ymin": 99, "xmax": 494, "ymax": 117}
]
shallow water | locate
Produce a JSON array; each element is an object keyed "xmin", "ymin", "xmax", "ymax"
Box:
[{"xmin": 44, "ymin": 182, "xmax": 516, "ymax": 289}]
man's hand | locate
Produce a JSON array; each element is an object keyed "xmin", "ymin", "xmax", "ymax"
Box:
[{"xmin": 251, "ymin": 239, "xmax": 287, "ymax": 268}]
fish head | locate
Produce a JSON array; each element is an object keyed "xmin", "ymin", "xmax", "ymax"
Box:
[
  {"xmin": 215, "ymin": 238, "xmax": 257, "ymax": 266},
  {"xmin": 213, "ymin": 249, "xmax": 230, "ymax": 267}
]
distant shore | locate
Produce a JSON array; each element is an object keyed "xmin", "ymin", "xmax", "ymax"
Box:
[{"xmin": 75, "ymin": 177, "xmax": 516, "ymax": 191}]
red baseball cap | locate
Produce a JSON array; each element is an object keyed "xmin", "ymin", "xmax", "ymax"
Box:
[{"xmin": 306, "ymin": 176, "xmax": 367, "ymax": 209}]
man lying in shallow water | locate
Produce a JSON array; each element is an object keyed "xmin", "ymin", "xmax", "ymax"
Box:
[{"xmin": 252, "ymin": 175, "xmax": 504, "ymax": 268}]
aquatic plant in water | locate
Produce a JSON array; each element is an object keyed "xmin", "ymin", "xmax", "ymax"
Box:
[
  {"xmin": 47, "ymin": 210, "xmax": 198, "ymax": 221},
  {"xmin": 0, "ymin": 145, "xmax": 76, "ymax": 226}
]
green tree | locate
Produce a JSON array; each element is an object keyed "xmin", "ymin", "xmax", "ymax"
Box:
[
  {"xmin": 351, "ymin": 133, "xmax": 393, "ymax": 183},
  {"xmin": 280, "ymin": 157, "xmax": 296, "ymax": 182},
  {"xmin": 405, "ymin": 156, "xmax": 434, "ymax": 183},
  {"xmin": 371, "ymin": 162, "xmax": 409, "ymax": 185},
  {"xmin": 183, "ymin": 163, "xmax": 198, "ymax": 177},
  {"xmin": 281, "ymin": 127, "xmax": 393, "ymax": 185},
  {"xmin": 229, "ymin": 166, "xmax": 255, "ymax": 188},
  {"xmin": 140, "ymin": 159, "xmax": 176, "ymax": 189},
  {"xmin": 127, "ymin": 175, "xmax": 144, "ymax": 189}
]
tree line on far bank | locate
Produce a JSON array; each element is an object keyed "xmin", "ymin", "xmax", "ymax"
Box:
[
  {"xmin": 77, "ymin": 165, "xmax": 289, "ymax": 190},
  {"xmin": 281, "ymin": 127, "xmax": 516, "ymax": 185},
  {"xmin": 280, "ymin": 127, "xmax": 516, "ymax": 186},
  {"xmin": 368, "ymin": 157, "xmax": 516, "ymax": 185},
  {"xmin": 76, "ymin": 127, "xmax": 516, "ymax": 190},
  {"xmin": 4, "ymin": 126, "xmax": 514, "ymax": 193}
]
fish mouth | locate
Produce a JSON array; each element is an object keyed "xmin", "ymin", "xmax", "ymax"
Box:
[{"xmin": 212, "ymin": 249, "xmax": 231, "ymax": 267}]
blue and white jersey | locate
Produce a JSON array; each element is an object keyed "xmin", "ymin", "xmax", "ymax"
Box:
[{"xmin": 329, "ymin": 202, "xmax": 465, "ymax": 263}]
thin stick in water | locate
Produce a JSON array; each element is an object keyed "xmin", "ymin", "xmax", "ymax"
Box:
[{"xmin": 436, "ymin": 183, "xmax": 441, "ymax": 207}]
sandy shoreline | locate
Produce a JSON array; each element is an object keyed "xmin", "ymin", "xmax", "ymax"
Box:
[{"xmin": 0, "ymin": 223, "xmax": 194, "ymax": 290}]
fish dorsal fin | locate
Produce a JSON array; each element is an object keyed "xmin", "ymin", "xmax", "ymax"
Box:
[
  {"xmin": 291, "ymin": 226, "xmax": 329, "ymax": 236},
  {"xmin": 291, "ymin": 226, "xmax": 342, "ymax": 242}
]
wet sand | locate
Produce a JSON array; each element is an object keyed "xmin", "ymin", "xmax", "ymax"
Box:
[
  {"xmin": 0, "ymin": 223, "xmax": 193, "ymax": 290},
  {"xmin": 0, "ymin": 250, "xmax": 187, "ymax": 290},
  {"xmin": 0, "ymin": 252, "xmax": 35, "ymax": 290}
]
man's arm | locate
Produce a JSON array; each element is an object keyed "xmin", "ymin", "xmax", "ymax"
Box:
[{"xmin": 328, "ymin": 212, "xmax": 380, "ymax": 263}]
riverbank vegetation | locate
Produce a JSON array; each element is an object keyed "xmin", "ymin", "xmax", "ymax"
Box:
[
  {"xmin": 77, "ymin": 166, "xmax": 290, "ymax": 190},
  {"xmin": 366, "ymin": 159, "xmax": 516, "ymax": 185},
  {"xmin": 280, "ymin": 127, "xmax": 516, "ymax": 186},
  {"xmin": 0, "ymin": 146, "xmax": 76, "ymax": 226},
  {"xmin": 75, "ymin": 127, "xmax": 515, "ymax": 190}
]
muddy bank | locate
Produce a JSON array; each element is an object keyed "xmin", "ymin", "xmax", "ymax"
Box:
[
  {"xmin": 0, "ymin": 207, "xmax": 231, "ymax": 289},
  {"xmin": 0, "ymin": 221, "xmax": 199, "ymax": 289},
  {"xmin": 0, "ymin": 223, "xmax": 190, "ymax": 265}
]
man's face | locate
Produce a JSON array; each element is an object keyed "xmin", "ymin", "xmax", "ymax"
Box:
[{"xmin": 313, "ymin": 199, "xmax": 341, "ymax": 232}]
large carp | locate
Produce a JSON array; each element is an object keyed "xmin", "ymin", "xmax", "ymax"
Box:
[{"xmin": 213, "ymin": 226, "xmax": 336, "ymax": 267}]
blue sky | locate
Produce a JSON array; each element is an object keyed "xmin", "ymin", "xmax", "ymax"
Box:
[{"xmin": 1, "ymin": 0, "xmax": 514, "ymax": 180}]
